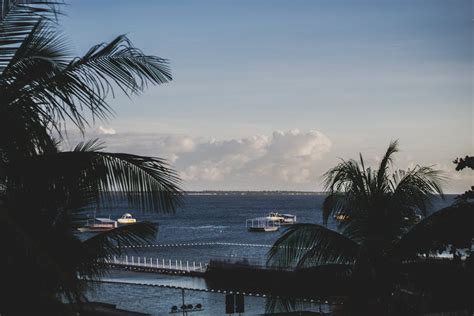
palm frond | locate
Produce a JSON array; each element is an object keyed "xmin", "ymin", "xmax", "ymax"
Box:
[
  {"xmin": 9, "ymin": 148, "xmax": 182, "ymax": 213},
  {"xmin": 0, "ymin": 97, "xmax": 57, "ymax": 160},
  {"xmin": 1, "ymin": 20, "xmax": 106, "ymax": 131},
  {"xmin": 322, "ymin": 158, "xmax": 372, "ymax": 240},
  {"xmin": 391, "ymin": 165, "xmax": 445, "ymax": 216},
  {"xmin": 391, "ymin": 202, "xmax": 473, "ymax": 259},
  {"xmin": 376, "ymin": 140, "xmax": 398, "ymax": 192},
  {"xmin": 0, "ymin": 202, "xmax": 87, "ymax": 310},
  {"xmin": 323, "ymin": 158, "xmax": 368, "ymax": 198},
  {"xmin": 0, "ymin": 2, "xmax": 177, "ymax": 311},
  {"xmin": 73, "ymin": 138, "xmax": 105, "ymax": 152},
  {"xmin": 321, "ymin": 143, "xmax": 445, "ymax": 242},
  {"xmin": 0, "ymin": 0, "xmax": 61, "ymax": 73},
  {"xmin": 267, "ymin": 224, "xmax": 359, "ymax": 268},
  {"xmin": 81, "ymin": 221, "xmax": 157, "ymax": 262},
  {"xmin": 75, "ymin": 34, "xmax": 172, "ymax": 95},
  {"xmin": 322, "ymin": 192, "xmax": 347, "ymax": 225},
  {"xmin": 29, "ymin": 34, "xmax": 171, "ymax": 130},
  {"xmin": 6, "ymin": 148, "xmax": 183, "ymax": 214},
  {"xmin": 0, "ymin": 21, "xmax": 69, "ymax": 160},
  {"xmin": 0, "ymin": 19, "xmax": 96, "ymax": 147},
  {"xmin": 265, "ymin": 296, "xmax": 307, "ymax": 315},
  {"xmin": 2, "ymin": 22, "xmax": 171, "ymax": 134},
  {"xmin": 87, "ymin": 151, "xmax": 183, "ymax": 213},
  {"xmin": 75, "ymin": 222, "xmax": 157, "ymax": 284}
]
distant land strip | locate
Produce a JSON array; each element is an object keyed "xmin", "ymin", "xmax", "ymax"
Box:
[{"xmin": 184, "ymin": 190, "xmax": 325, "ymax": 196}]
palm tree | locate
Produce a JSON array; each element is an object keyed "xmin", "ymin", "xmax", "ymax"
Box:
[
  {"xmin": 267, "ymin": 141, "xmax": 457, "ymax": 313},
  {"xmin": 0, "ymin": 1, "xmax": 182, "ymax": 313}
]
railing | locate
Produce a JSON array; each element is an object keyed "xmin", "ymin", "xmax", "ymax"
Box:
[{"xmin": 104, "ymin": 256, "xmax": 207, "ymax": 273}]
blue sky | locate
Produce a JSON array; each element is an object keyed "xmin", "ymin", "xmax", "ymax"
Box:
[{"xmin": 62, "ymin": 0, "xmax": 472, "ymax": 192}]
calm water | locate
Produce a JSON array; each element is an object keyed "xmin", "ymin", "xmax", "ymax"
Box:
[{"xmin": 86, "ymin": 193, "xmax": 455, "ymax": 315}]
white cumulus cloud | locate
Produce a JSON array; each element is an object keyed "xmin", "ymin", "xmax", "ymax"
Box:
[
  {"xmin": 60, "ymin": 127, "xmax": 470, "ymax": 192},
  {"xmin": 177, "ymin": 129, "xmax": 332, "ymax": 185},
  {"xmin": 97, "ymin": 126, "xmax": 116, "ymax": 135},
  {"xmin": 62, "ymin": 128, "xmax": 332, "ymax": 190}
]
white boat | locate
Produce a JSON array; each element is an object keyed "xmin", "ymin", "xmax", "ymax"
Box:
[
  {"xmin": 78, "ymin": 217, "xmax": 117, "ymax": 232},
  {"xmin": 266, "ymin": 212, "xmax": 297, "ymax": 225},
  {"xmin": 334, "ymin": 213, "xmax": 349, "ymax": 221},
  {"xmin": 246, "ymin": 217, "xmax": 280, "ymax": 232},
  {"xmin": 117, "ymin": 213, "xmax": 137, "ymax": 225}
]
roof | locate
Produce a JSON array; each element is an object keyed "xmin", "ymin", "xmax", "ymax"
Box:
[
  {"xmin": 95, "ymin": 218, "xmax": 117, "ymax": 223},
  {"xmin": 247, "ymin": 217, "xmax": 276, "ymax": 221}
]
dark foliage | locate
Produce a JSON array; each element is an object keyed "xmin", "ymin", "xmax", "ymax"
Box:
[
  {"xmin": 453, "ymin": 156, "xmax": 474, "ymax": 171},
  {"xmin": 0, "ymin": 1, "xmax": 182, "ymax": 314},
  {"xmin": 453, "ymin": 155, "xmax": 474, "ymax": 201},
  {"xmin": 267, "ymin": 142, "xmax": 473, "ymax": 314}
]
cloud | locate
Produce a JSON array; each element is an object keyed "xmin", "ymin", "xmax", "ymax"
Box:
[
  {"xmin": 64, "ymin": 128, "xmax": 332, "ymax": 189},
  {"xmin": 177, "ymin": 129, "xmax": 332, "ymax": 184},
  {"xmin": 62, "ymin": 129, "xmax": 194, "ymax": 162},
  {"xmin": 60, "ymin": 127, "xmax": 469, "ymax": 192},
  {"xmin": 97, "ymin": 126, "xmax": 116, "ymax": 135}
]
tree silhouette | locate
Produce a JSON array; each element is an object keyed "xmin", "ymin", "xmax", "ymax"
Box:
[
  {"xmin": 453, "ymin": 155, "xmax": 474, "ymax": 200},
  {"xmin": 268, "ymin": 142, "xmax": 473, "ymax": 314},
  {"xmin": 0, "ymin": 1, "xmax": 182, "ymax": 314}
]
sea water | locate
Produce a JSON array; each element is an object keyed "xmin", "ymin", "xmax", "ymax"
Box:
[{"xmin": 85, "ymin": 193, "xmax": 455, "ymax": 315}]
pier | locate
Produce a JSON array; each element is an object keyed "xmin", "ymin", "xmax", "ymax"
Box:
[{"xmin": 104, "ymin": 256, "xmax": 208, "ymax": 276}]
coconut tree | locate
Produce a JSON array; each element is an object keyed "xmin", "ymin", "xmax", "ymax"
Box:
[
  {"xmin": 0, "ymin": 1, "xmax": 182, "ymax": 314},
  {"xmin": 267, "ymin": 141, "xmax": 454, "ymax": 312}
]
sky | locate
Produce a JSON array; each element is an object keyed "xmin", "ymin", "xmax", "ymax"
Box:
[{"xmin": 61, "ymin": 0, "xmax": 472, "ymax": 192}]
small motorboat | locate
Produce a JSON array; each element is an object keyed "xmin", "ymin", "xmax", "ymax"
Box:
[
  {"xmin": 404, "ymin": 214, "xmax": 422, "ymax": 224},
  {"xmin": 246, "ymin": 217, "xmax": 280, "ymax": 232},
  {"xmin": 117, "ymin": 213, "xmax": 137, "ymax": 225},
  {"xmin": 267, "ymin": 212, "xmax": 297, "ymax": 225},
  {"xmin": 334, "ymin": 213, "xmax": 349, "ymax": 221},
  {"xmin": 78, "ymin": 217, "xmax": 117, "ymax": 232}
]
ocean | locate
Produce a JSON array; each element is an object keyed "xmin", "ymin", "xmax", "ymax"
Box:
[{"xmin": 85, "ymin": 193, "xmax": 455, "ymax": 315}]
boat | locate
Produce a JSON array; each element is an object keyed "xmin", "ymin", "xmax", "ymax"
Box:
[
  {"xmin": 117, "ymin": 213, "xmax": 137, "ymax": 224},
  {"xmin": 334, "ymin": 213, "xmax": 349, "ymax": 221},
  {"xmin": 246, "ymin": 217, "xmax": 280, "ymax": 232},
  {"xmin": 78, "ymin": 217, "xmax": 117, "ymax": 232},
  {"xmin": 266, "ymin": 212, "xmax": 297, "ymax": 225},
  {"xmin": 404, "ymin": 214, "xmax": 422, "ymax": 224}
]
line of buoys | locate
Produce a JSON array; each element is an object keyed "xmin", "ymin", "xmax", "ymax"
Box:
[
  {"xmin": 120, "ymin": 241, "xmax": 277, "ymax": 249},
  {"xmin": 119, "ymin": 242, "xmax": 312, "ymax": 251}
]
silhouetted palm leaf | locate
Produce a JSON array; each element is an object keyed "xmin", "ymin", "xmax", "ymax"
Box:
[
  {"xmin": 0, "ymin": 1, "xmax": 180, "ymax": 312},
  {"xmin": 265, "ymin": 296, "xmax": 309, "ymax": 315},
  {"xmin": 1, "ymin": 20, "xmax": 171, "ymax": 135},
  {"xmin": 84, "ymin": 221, "xmax": 157, "ymax": 256},
  {"xmin": 391, "ymin": 202, "xmax": 473, "ymax": 259},
  {"xmin": 79, "ymin": 221, "xmax": 158, "ymax": 279},
  {"xmin": 321, "ymin": 141, "xmax": 444, "ymax": 245},
  {"xmin": 7, "ymin": 143, "xmax": 183, "ymax": 214},
  {"xmin": 0, "ymin": 0, "xmax": 61, "ymax": 73},
  {"xmin": 390, "ymin": 166, "xmax": 445, "ymax": 217},
  {"xmin": 267, "ymin": 224, "xmax": 359, "ymax": 268},
  {"xmin": 375, "ymin": 140, "xmax": 398, "ymax": 192},
  {"xmin": 268, "ymin": 142, "xmax": 448, "ymax": 312}
]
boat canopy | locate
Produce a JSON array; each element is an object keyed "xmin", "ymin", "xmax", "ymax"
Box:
[
  {"xmin": 95, "ymin": 218, "xmax": 117, "ymax": 223},
  {"xmin": 246, "ymin": 217, "xmax": 280, "ymax": 227}
]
